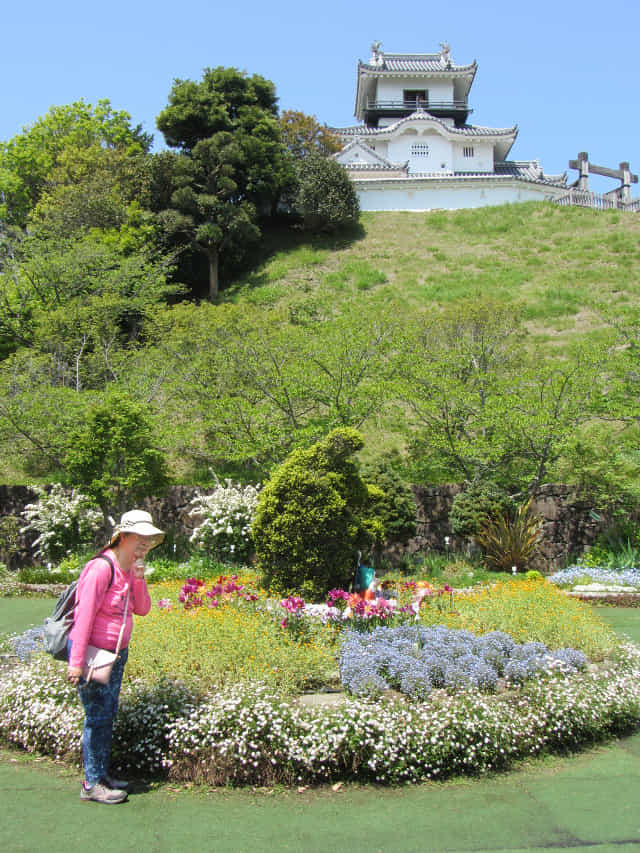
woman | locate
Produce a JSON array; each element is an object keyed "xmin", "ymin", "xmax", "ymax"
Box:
[{"xmin": 67, "ymin": 509, "xmax": 164, "ymax": 804}]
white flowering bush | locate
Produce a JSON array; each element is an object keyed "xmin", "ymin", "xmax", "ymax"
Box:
[
  {"xmin": 164, "ymin": 645, "xmax": 640, "ymax": 785},
  {"xmin": 111, "ymin": 677, "xmax": 198, "ymax": 774},
  {"xmin": 0, "ymin": 656, "xmax": 83, "ymax": 761},
  {"xmin": 188, "ymin": 479, "xmax": 261, "ymax": 563},
  {"xmin": 3, "ymin": 645, "xmax": 640, "ymax": 786},
  {"xmin": 21, "ymin": 484, "xmax": 103, "ymax": 564}
]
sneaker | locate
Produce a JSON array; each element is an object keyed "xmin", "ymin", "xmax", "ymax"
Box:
[
  {"xmin": 102, "ymin": 773, "xmax": 130, "ymax": 790},
  {"xmin": 80, "ymin": 781, "xmax": 128, "ymax": 804}
]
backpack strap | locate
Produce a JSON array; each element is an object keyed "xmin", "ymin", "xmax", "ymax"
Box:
[{"xmin": 97, "ymin": 553, "xmax": 115, "ymax": 590}]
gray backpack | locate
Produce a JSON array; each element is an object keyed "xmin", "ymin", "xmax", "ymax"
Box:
[{"xmin": 42, "ymin": 554, "xmax": 114, "ymax": 661}]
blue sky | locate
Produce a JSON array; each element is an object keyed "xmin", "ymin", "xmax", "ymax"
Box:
[{"xmin": 3, "ymin": 0, "xmax": 638, "ymax": 193}]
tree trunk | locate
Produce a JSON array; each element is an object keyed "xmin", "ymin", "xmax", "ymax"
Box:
[{"xmin": 207, "ymin": 249, "xmax": 219, "ymax": 300}]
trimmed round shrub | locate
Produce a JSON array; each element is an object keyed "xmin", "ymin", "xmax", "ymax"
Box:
[{"xmin": 251, "ymin": 428, "xmax": 372, "ymax": 599}]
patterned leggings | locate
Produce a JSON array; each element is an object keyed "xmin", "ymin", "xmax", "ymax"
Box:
[{"xmin": 70, "ymin": 642, "xmax": 129, "ymax": 785}]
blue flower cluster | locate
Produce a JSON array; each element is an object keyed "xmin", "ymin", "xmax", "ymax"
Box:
[
  {"xmin": 548, "ymin": 564, "xmax": 640, "ymax": 588},
  {"xmin": 10, "ymin": 626, "xmax": 44, "ymax": 662},
  {"xmin": 339, "ymin": 625, "xmax": 587, "ymax": 699}
]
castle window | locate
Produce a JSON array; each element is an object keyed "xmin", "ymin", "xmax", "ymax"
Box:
[
  {"xmin": 463, "ymin": 146, "xmax": 474, "ymax": 158},
  {"xmin": 404, "ymin": 89, "xmax": 428, "ymax": 106},
  {"xmin": 411, "ymin": 143, "xmax": 430, "ymax": 157}
]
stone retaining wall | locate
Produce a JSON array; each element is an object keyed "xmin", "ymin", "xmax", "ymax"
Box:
[{"xmin": 0, "ymin": 482, "xmax": 610, "ymax": 573}]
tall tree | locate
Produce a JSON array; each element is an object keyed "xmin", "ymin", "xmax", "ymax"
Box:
[{"xmin": 156, "ymin": 67, "xmax": 287, "ymax": 298}]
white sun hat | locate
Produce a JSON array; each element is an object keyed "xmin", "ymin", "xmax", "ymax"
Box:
[{"xmin": 109, "ymin": 509, "xmax": 165, "ymax": 547}]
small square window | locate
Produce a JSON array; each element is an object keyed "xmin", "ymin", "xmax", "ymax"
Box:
[{"xmin": 463, "ymin": 146, "xmax": 474, "ymax": 158}]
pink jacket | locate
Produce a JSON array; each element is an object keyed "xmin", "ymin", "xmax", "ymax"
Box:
[{"xmin": 68, "ymin": 549, "xmax": 151, "ymax": 669}]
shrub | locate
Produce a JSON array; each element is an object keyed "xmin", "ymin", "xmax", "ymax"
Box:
[
  {"xmin": 475, "ymin": 496, "xmax": 542, "ymax": 572},
  {"xmin": 188, "ymin": 478, "xmax": 261, "ymax": 563},
  {"xmin": 251, "ymin": 428, "xmax": 374, "ymax": 599},
  {"xmin": 20, "ymin": 484, "xmax": 103, "ymax": 563},
  {"xmin": 359, "ymin": 460, "xmax": 417, "ymax": 557},
  {"xmin": 449, "ymin": 482, "xmax": 517, "ymax": 540},
  {"xmin": 293, "ymin": 154, "xmax": 360, "ymax": 232},
  {"xmin": 0, "ymin": 514, "xmax": 20, "ymax": 570}
]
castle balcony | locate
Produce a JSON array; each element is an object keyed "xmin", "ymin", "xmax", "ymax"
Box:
[{"xmin": 364, "ymin": 99, "xmax": 472, "ymax": 128}]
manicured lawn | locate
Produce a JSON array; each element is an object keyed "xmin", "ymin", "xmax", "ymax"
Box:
[
  {"xmin": 596, "ymin": 606, "xmax": 640, "ymax": 644},
  {"xmin": 0, "ymin": 597, "xmax": 53, "ymax": 636}
]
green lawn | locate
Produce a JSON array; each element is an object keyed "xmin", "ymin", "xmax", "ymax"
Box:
[{"xmin": 0, "ymin": 597, "xmax": 52, "ymax": 636}]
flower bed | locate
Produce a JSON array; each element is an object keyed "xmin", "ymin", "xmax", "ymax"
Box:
[
  {"xmin": 549, "ymin": 564, "xmax": 640, "ymax": 589},
  {"xmin": 1, "ymin": 575, "xmax": 636, "ymax": 787},
  {"xmin": 2, "ymin": 645, "xmax": 640, "ymax": 786},
  {"xmin": 339, "ymin": 625, "xmax": 587, "ymax": 699}
]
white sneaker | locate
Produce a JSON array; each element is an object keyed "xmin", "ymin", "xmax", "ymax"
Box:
[{"xmin": 80, "ymin": 781, "xmax": 128, "ymax": 804}]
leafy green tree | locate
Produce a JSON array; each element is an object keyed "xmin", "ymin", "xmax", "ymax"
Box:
[
  {"xmin": 394, "ymin": 298, "xmax": 521, "ymax": 484},
  {"xmin": 0, "ymin": 99, "xmax": 151, "ymax": 227},
  {"xmin": 0, "ymin": 228, "xmax": 179, "ymax": 358},
  {"xmin": 252, "ymin": 428, "xmax": 373, "ymax": 598},
  {"xmin": 0, "ymin": 351, "xmax": 90, "ymax": 475},
  {"xmin": 156, "ymin": 67, "xmax": 287, "ymax": 298},
  {"xmin": 294, "ymin": 154, "xmax": 359, "ymax": 232},
  {"xmin": 29, "ymin": 144, "xmax": 155, "ymax": 239},
  {"xmin": 63, "ymin": 390, "xmax": 169, "ymax": 522}
]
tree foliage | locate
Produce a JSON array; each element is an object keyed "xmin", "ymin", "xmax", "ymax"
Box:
[
  {"xmin": 0, "ymin": 99, "xmax": 151, "ymax": 227},
  {"xmin": 63, "ymin": 390, "xmax": 169, "ymax": 521},
  {"xmin": 156, "ymin": 67, "xmax": 287, "ymax": 298},
  {"xmin": 395, "ymin": 298, "xmax": 605, "ymax": 491},
  {"xmin": 279, "ymin": 110, "xmax": 342, "ymax": 160}
]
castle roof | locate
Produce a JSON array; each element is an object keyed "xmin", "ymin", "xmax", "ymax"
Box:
[
  {"xmin": 334, "ymin": 111, "xmax": 518, "ymax": 161},
  {"xmin": 358, "ymin": 53, "xmax": 477, "ymax": 75},
  {"xmin": 342, "ymin": 155, "xmax": 567, "ymax": 189}
]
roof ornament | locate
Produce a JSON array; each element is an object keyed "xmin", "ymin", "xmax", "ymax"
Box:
[
  {"xmin": 440, "ymin": 41, "xmax": 451, "ymax": 67},
  {"xmin": 370, "ymin": 40, "xmax": 384, "ymax": 66}
]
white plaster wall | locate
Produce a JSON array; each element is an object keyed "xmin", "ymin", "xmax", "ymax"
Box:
[
  {"xmin": 452, "ymin": 141, "xmax": 494, "ymax": 172},
  {"xmin": 336, "ymin": 145, "xmax": 383, "ymax": 166},
  {"xmin": 376, "ymin": 77, "xmax": 453, "ymax": 102},
  {"xmin": 387, "ymin": 129, "xmax": 453, "ymax": 173},
  {"xmin": 355, "ymin": 182, "xmax": 559, "ymax": 211},
  {"xmin": 368, "ymin": 140, "xmax": 389, "ymax": 158}
]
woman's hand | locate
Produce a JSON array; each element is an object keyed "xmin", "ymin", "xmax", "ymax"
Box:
[
  {"xmin": 67, "ymin": 665, "xmax": 83, "ymax": 685},
  {"xmin": 131, "ymin": 558, "xmax": 146, "ymax": 579}
]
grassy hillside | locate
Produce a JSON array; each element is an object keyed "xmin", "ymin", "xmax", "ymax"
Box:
[
  {"xmin": 227, "ymin": 202, "xmax": 640, "ymax": 354},
  {"xmin": 2, "ymin": 201, "xmax": 639, "ymax": 493}
]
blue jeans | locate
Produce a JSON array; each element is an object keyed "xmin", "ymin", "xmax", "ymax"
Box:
[{"xmin": 68, "ymin": 640, "xmax": 128, "ymax": 785}]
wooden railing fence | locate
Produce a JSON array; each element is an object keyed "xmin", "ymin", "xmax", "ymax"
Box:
[{"xmin": 554, "ymin": 188, "xmax": 640, "ymax": 212}]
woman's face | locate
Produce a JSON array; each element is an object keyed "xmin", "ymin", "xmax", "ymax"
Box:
[{"xmin": 119, "ymin": 532, "xmax": 155, "ymax": 565}]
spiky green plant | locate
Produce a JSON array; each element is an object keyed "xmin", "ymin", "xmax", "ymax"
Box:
[{"xmin": 475, "ymin": 496, "xmax": 542, "ymax": 572}]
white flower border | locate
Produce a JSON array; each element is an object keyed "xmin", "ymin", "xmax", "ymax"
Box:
[{"xmin": 2, "ymin": 643, "xmax": 640, "ymax": 786}]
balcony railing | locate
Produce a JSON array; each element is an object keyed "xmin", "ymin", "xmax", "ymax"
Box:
[{"xmin": 366, "ymin": 99, "xmax": 470, "ymax": 113}]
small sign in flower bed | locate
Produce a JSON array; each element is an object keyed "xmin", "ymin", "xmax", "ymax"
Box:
[{"xmin": 1, "ymin": 575, "xmax": 638, "ymax": 787}]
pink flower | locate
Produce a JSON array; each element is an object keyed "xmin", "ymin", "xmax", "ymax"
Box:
[
  {"xmin": 280, "ymin": 595, "xmax": 305, "ymax": 614},
  {"xmin": 327, "ymin": 588, "xmax": 350, "ymax": 607}
]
